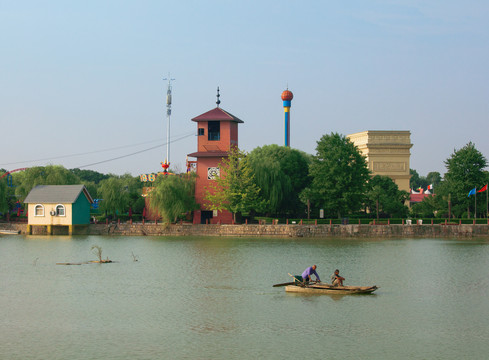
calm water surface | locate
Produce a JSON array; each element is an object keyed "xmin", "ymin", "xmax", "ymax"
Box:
[{"xmin": 1, "ymin": 235, "xmax": 488, "ymax": 359}]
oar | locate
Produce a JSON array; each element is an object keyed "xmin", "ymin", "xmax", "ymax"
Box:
[
  {"xmin": 288, "ymin": 273, "xmax": 321, "ymax": 286},
  {"xmin": 272, "ymin": 281, "xmax": 296, "ymax": 287},
  {"xmin": 288, "ymin": 273, "xmax": 309, "ymax": 287}
]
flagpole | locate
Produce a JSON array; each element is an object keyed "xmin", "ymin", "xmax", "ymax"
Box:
[{"xmin": 475, "ymin": 191, "xmax": 477, "ymax": 220}]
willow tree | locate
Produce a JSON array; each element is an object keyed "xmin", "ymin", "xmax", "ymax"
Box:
[
  {"xmin": 149, "ymin": 173, "xmax": 198, "ymax": 224},
  {"xmin": 248, "ymin": 144, "xmax": 311, "ymax": 217},
  {"xmin": 205, "ymin": 147, "xmax": 266, "ymax": 222},
  {"xmin": 97, "ymin": 176, "xmax": 130, "ymax": 217}
]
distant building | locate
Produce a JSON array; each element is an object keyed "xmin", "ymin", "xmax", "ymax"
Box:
[
  {"xmin": 409, "ymin": 191, "xmax": 432, "ymax": 207},
  {"xmin": 24, "ymin": 185, "xmax": 94, "ymax": 235},
  {"xmin": 347, "ymin": 130, "xmax": 412, "ymax": 193}
]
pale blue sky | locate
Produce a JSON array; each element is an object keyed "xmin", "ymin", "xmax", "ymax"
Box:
[{"xmin": 1, "ymin": 1, "xmax": 488, "ymax": 177}]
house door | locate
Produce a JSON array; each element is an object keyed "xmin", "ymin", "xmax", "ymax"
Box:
[{"xmin": 201, "ymin": 210, "xmax": 213, "ymax": 224}]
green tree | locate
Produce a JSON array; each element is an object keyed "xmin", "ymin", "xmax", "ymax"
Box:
[
  {"xmin": 118, "ymin": 173, "xmax": 145, "ymax": 214},
  {"xmin": 205, "ymin": 147, "xmax": 266, "ymax": 222},
  {"xmin": 14, "ymin": 165, "xmax": 81, "ymax": 199},
  {"xmin": 248, "ymin": 144, "xmax": 311, "ymax": 217},
  {"xmin": 410, "ymin": 169, "xmax": 421, "ymax": 189},
  {"xmin": 436, "ymin": 142, "xmax": 487, "ymax": 218},
  {"xmin": 366, "ymin": 176, "xmax": 409, "ymax": 219},
  {"xmin": 148, "ymin": 173, "xmax": 198, "ymax": 223},
  {"xmin": 306, "ymin": 133, "xmax": 370, "ymax": 218},
  {"xmin": 0, "ymin": 173, "xmax": 8, "ymax": 215},
  {"xmin": 426, "ymin": 172, "xmax": 442, "ymax": 188},
  {"xmin": 410, "ymin": 196, "xmax": 437, "ymax": 218},
  {"xmin": 97, "ymin": 176, "xmax": 131, "ymax": 217},
  {"xmin": 70, "ymin": 168, "xmax": 110, "ymax": 184}
]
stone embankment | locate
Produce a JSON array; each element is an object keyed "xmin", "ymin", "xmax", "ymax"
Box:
[{"xmin": 2, "ymin": 222, "xmax": 489, "ymax": 237}]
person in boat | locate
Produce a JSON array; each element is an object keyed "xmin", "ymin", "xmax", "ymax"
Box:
[
  {"xmin": 331, "ymin": 269, "xmax": 345, "ymax": 286},
  {"xmin": 301, "ymin": 265, "xmax": 321, "ymax": 284}
]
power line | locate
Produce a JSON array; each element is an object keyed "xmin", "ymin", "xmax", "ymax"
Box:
[
  {"xmin": 76, "ymin": 132, "xmax": 195, "ymax": 169},
  {"xmin": 0, "ymin": 131, "xmax": 195, "ymax": 167}
]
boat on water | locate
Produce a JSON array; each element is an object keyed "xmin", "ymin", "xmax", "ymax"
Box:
[
  {"xmin": 0, "ymin": 229, "xmax": 21, "ymax": 235},
  {"xmin": 284, "ymin": 283, "xmax": 378, "ymax": 295}
]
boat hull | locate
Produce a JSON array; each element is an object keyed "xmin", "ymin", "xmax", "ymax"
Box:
[
  {"xmin": 0, "ymin": 230, "xmax": 20, "ymax": 235},
  {"xmin": 285, "ymin": 284, "xmax": 378, "ymax": 295}
]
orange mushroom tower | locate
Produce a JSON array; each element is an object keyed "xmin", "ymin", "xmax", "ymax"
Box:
[
  {"xmin": 281, "ymin": 89, "xmax": 293, "ymax": 147},
  {"xmin": 187, "ymin": 88, "xmax": 244, "ymax": 224}
]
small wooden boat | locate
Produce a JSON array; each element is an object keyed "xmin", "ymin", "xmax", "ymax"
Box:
[
  {"xmin": 0, "ymin": 229, "xmax": 20, "ymax": 235},
  {"xmin": 285, "ymin": 283, "xmax": 378, "ymax": 295}
]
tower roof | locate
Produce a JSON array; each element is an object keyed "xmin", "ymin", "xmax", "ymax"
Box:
[
  {"xmin": 191, "ymin": 107, "xmax": 244, "ymax": 123},
  {"xmin": 281, "ymin": 90, "xmax": 293, "ymax": 101}
]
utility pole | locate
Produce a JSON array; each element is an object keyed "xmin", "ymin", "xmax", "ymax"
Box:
[{"xmin": 162, "ymin": 74, "xmax": 175, "ymax": 169}]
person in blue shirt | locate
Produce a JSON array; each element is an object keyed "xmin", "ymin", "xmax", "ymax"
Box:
[{"xmin": 301, "ymin": 265, "xmax": 321, "ymax": 284}]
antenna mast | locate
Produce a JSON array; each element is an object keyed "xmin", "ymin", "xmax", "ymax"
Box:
[{"xmin": 162, "ymin": 74, "xmax": 175, "ymax": 169}]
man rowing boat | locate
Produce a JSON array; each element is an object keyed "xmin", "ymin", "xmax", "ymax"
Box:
[{"xmin": 301, "ymin": 265, "xmax": 321, "ymax": 284}]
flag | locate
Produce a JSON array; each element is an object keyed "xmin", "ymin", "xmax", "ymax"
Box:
[
  {"xmin": 427, "ymin": 184, "xmax": 433, "ymax": 190},
  {"xmin": 478, "ymin": 184, "xmax": 487, "ymax": 193},
  {"xmin": 468, "ymin": 187, "xmax": 477, "ymax": 197}
]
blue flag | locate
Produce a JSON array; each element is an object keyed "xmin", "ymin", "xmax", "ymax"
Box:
[{"xmin": 468, "ymin": 187, "xmax": 477, "ymax": 197}]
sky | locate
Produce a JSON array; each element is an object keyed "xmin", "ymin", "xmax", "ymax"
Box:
[{"xmin": 1, "ymin": 0, "xmax": 488, "ymax": 177}]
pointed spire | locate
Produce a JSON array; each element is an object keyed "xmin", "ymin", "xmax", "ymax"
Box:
[{"xmin": 216, "ymin": 86, "xmax": 221, "ymax": 107}]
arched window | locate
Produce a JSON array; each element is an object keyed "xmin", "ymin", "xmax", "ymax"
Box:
[
  {"xmin": 34, "ymin": 204, "xmax": 44, "ymax": 216},
  {"xmin": 56, "ymin": 204, "xmax": 65, "ymax": 216}
]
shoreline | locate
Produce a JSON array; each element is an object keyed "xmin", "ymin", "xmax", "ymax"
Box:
[{"xmin": 2, "ymin": 223, "xmax": 489, "ymax": 237}]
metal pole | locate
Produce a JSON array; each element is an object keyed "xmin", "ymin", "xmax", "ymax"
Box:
[{"xmin": 163, "ymin": 75, "xmax": 175, "ymax": 165}]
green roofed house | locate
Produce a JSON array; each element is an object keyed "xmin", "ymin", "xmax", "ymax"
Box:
[{"xmin": 24, "ymin": 185, "xmax": 94, "ymax": 235}]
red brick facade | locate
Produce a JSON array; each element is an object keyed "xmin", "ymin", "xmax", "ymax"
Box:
[{"xmin": 188, "ymin": 107, "xmax": 243, "ymax": 224}]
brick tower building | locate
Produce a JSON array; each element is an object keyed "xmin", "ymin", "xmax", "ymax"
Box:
[{"xmin": 187, "ymin": 89, "xmax": 244, "ymax": 224}]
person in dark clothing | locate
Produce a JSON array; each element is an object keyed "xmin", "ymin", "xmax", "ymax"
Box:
[{"xmin": 331, "ymin": 269, "xmax": 345, "ymax": 286}]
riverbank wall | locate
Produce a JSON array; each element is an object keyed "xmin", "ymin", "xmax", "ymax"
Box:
[{"xmin": 2, "ymin": 222, "xmax": 489, "ymax": 237}]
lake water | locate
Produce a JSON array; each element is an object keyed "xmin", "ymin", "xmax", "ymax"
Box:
[{"xmin": 1, "ymin": 235, "xmax": 488, "ymax": 360}]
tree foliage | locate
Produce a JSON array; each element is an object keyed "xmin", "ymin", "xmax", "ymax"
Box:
[
  {"xmin": 14, "ymin": 165, "xmax": 81, "ymax": 199},
  {"xmin": 97, "ymin": 176, "xmax": 131, "ymax": 216},
  {"xmin": 248, "ymin": 144, "xmax": 311, "ymax": 216},
  {"xmin": 435, "ymin": 142, "xmax": 488, "ymax": 217},
  {"xmin": 70, "ymin": 168, "xmax": 110, "ymax": 184},
  {"xmin": 366, "ymin": 176, "xmax": 409, "ymax": 218},
  {"xmin": 305, "ymin": 133, "xmax": 370, "ymax": 218},
  {"xmin": 204, "ymin": 147, "xmax": 266, "ymax": 220},
  {"xmin": 410, "ymin": 169, "xmax": 442, "ymax": 191},
  {"xmin": 0, "ymin": 174, "xmax": 7, "ymax": 214},
  {"xmin": 148, "ymin": 173, "xmax": 198, "ymax": 223},
  {"xmin": 410, "ymin": 195, "xmax": 437, "ymax": 218}
]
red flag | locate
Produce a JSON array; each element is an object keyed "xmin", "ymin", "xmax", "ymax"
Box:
[{"xmin": 478, "ymin": 184, "xmax": 487, "ymax": 193}]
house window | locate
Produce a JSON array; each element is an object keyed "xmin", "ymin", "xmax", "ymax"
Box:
[
  {"xmin": 198, "ymin": 128, "xmax": 205, "ymax": 136},
  {"xmin": 208, "ymin": 121, "xmax": 220, "ymax": 141},
  {"xmin": 56, "ymin": 204, "xmax": 66, "ymax": 217},
  {"xmin": 34, "ymin": 204, "xmax": 44, "ymax": 216}
]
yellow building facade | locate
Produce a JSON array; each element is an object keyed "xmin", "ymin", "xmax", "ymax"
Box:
[{"xmin": 347, "ymin": 131, "xmax": 412, "ymax": 193}]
